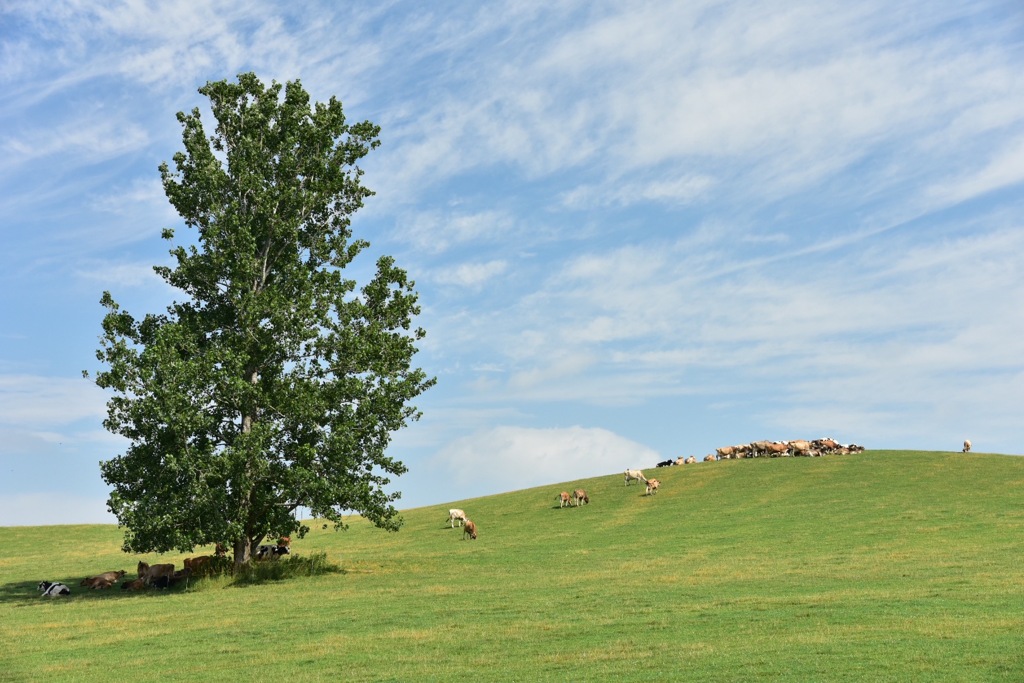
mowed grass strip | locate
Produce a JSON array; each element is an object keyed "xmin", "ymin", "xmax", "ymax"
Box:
[{"xmin": 2, "ymin": 450, "xmax": 1023, "ymax": 681}]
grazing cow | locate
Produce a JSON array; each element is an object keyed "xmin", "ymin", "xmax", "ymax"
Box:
[
  {"xmin": 558, "ymin": 491, "xmax": 572, "ymax": 508},
  {"xmin": 256, "ymin": 544, "xmax": 291, "ymax": 560},
  {"xmin": 463, "ymin": 520, "xmax": 478, "ymax": 540},
  {"xmin": 137, "ymin": 561, "xmax": 175, "ymax": 585},
  {"xmin": 765, "ymin": 441, "xmax": 789, "ymax": 457},
  {"xmin": 447, "ymin": 509, "xmax": 467, "ymax": 528},
  {"xmin": 645, "ymin": 478, "xmax": 660, "ymax": 495},
  {"xmin": 716, "ymin": 446, "xmax": 736, "ymax": 459},
  {"xmin": 121, "ymin": 578, "xmax": 147, "ymax": 591},
  {"xmin": 624, "ymin": 469, "xmax": 647, "ymax": 486},
  {"xmin": 963, "ymin": 440, "xmax": 972, "ymax": 453},
  {"xmin": 38, "ymin": 581, "xmax": 70, "ymax": 597},
  {"xmin": 573, "ymin": 489, "xmax": 589, "ymax": 506}
]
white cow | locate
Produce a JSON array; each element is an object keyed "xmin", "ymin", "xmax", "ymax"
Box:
[
  {"xmin": 963, "ymin": 440, "xmax": 972, "ymax": 453},
  {"xmin": 447, "ymin": 509, "xmax": 467, "ymax": 528},
  {"xmin": 624, "ymin": 469, "xmax": 647, "ymax": 486}
]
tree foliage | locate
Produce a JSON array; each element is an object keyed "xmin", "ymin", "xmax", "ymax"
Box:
[{"xmin": 90, "ymin": 73, "xmax": 434, "ymax": 564}]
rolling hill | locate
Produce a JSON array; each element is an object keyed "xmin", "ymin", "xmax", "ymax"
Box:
[{"xmin": 1, "ymin": 450, "xmax": 1022, "ymax": 681}]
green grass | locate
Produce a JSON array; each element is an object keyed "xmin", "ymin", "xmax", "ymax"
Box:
[{"xmin": 2, "ymin": 450, "xmax": 1023, "ymax": 681}]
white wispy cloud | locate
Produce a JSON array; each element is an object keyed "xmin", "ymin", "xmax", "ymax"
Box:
[
  {"xmin": 0, "ymin": 375, "xmax": 107, "ymax": 428},
  {"xmin": 432, "ymin": 425, "xmax": 660, "ymax": 493}
]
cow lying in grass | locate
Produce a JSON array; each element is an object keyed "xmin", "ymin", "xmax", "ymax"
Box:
[
  {"xmin": 463, "ymin": 520, "xmax": 478, "ymax": 540},
  {"xmin": 81, "ymin": 570, "xmax": 126, "ymax": 589},
  {"xmin": 38, "ymin": 581, "xmax": 70, "ymax": 597}
]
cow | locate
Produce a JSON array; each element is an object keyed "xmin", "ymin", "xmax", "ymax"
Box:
[
  {"xmin": 655, "ymin": 459, "xmax": 675, "ymax": 468},
  {"xmin": 447, "ymin": 509, "xmax": 467, "ymax": 528},
  {"xmin": 963, "ymin": 440, "xmax": 972, "ymax": 453},
  {"xmin": 624, "ymin": 469, "xmax": 647, "ymax": 486},
  {"xmin": 684, "ymin": 456, "xmax": 696, "ymax": 465},
  {"xmin": 765, "ymin": 441, "xmax": 789, "ymax": 457},
  {"xmin": 558, "ymin": 491, "xmax": 572, "ymax": 508},
  {"xmin": 703, "ymin": 454, "xmax": 717, "ymax": 462},
  {"xmin": 151, "ymin": 568, "xmax": 192, "ymax": 589},
  {"xmin": 674, "ymin": 456, "xmax": 687, "ymax": 466},
  {"xmin": 716, "ymin": 446, "xmax": 736, "ymax": 459},
  {"xmin": 80, "ymin": 570, "xmax": 126, "ymax": 588},
  {"xmin": 788, "ymin": 440, "xmax": 814, "ymax": 457},
  {"xmin": 814, "ymin": 438, "xmax": 840, "ymax": 454},
  {"xmin": 121, "ymin": 578, "xmax": 147, "ymax": 591},
  {"xmin": 645, "ymin": 478, "xmax": 660, "ymax": 495},
  {"xmin": 256, "ymin": 544, "xmax": 290, "ymax": 560},
  {"xmin": 38, "ymin": 581, "xmax": 70, "ymax": 597},
  {"xmin": 137, "ymin": 561, "xmax": 175, "ymax": 585},
  {"xmin": 573, "ymin": 489, "xmax": 589, "ymax": 506},
  {"xmin": 184, "ymin": 555, "xmax": 214, "ymax": 574},
  {"xmin": 463, "ymin": 520, "xmax": 478, "ymax": 540}
]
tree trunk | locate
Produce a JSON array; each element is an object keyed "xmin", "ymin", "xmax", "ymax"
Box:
[{"xmin": 233, "ymin": 538, "xmax": 251, "ymax": 567}]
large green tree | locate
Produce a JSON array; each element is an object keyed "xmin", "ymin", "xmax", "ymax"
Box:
[{"xmin": 90, "ymin": 73, "xmax": 434, "ymax": 565}]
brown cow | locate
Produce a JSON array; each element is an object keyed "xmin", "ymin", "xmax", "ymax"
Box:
[
  {"xmin": 80, "ymin": 570, "xmax": 126, "ymax": 588},
  {"xmin": 573, "ymin": 489, "xmax": 589, "ymax": 506},
  {"xmin": 645, "ymin": 479, "xmax": 660, "ymax": 495},
  {"xmin": 121, "ymin": 578, "xmax": 147, "ymax": 591},
  {"xmin": 463, "ymin": 520, "xmax": 478, "ymax": 540},
  {"xmin": 788, "ymin": 440, "xmax": 814, "ymax": 457},
  {"xmin": 80, "ymin": 577, "xmax": 114, "ymax": 589},
  {"xmin": 137, "ymin": 561, "xmax": 175, "ymax": 586},
  {"xmin": 963, "ymin": 439, "xmax": 972, "ymax": 453},
  {"xmin": 183, "ymin": 555, "xmax": 214, "ymax": 575},
  {"xmin": 558, "ymin": 491, "xmax": 572, "ymax": 508}
]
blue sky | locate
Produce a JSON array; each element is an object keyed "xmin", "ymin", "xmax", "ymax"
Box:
[{"xmin": 1, "ymin": 1, "xmax": 1022, "ymax": 526}]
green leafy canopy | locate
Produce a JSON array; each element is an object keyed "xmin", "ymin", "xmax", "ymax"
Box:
[{"xmin": 88, "ymin": 73, "xmax": 435, "ymax": 563}]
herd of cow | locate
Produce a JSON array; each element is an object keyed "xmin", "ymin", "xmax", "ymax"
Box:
[
  {"xmin": 653, "ymin": 438, "xmax": 868, "ymax": 467},
  {"xmin": 444, "ymin": 468, "xmax": 665, "ymax": 543},
  {"xmin": 36, "ymin": 538, "xmax": 291, "ymax": 597}
]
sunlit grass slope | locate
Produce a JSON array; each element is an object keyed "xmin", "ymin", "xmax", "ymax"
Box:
[{"xmin": 2, "ymin": 450, "xmax": 1023, "ymax": 681}]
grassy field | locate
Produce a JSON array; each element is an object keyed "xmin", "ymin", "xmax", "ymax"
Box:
[{"xmin": 2, "ymin": 450, "xmax": 1023, "ymax": 681}]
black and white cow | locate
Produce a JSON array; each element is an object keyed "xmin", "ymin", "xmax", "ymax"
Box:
[
  {"xmin": 256, "ymin": 544, "xmax": 291, "ymax": 560},
  {"xmin": 38, "ymin": 581, "xmax": 70, "ymax": 597}
]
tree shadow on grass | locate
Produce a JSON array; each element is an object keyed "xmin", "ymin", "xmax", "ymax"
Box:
[{"xmin": 0, "ymin": 575, "xmax": 194, "ymax": 606}]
